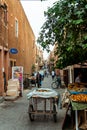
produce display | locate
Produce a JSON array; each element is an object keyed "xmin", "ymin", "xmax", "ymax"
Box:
[
  {"xmin": 68, "ymin": 83, "xmax": 87, "ymax": 102},
  {"xmin": 27, "ymin": 88, "xmax": 58, "ymax": 99},
  {"xmin": 70, "ymin": 94, "xmax": 87, "ymax": 102},
  {"xmin": 36, "ymin": 89, "xmax": 49, "ymax": 92},
  {"xmin": 68, "ymin": 83, "xmax": 85, "ymax": 92}
]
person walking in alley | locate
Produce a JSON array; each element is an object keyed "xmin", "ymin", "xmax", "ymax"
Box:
[
  {"xmin": 51, "ymin": 70, "xmax": 55, "ymax": 80},
  {"xmin": 56, "ymin": 74, "xmax": 61, "ymax": 88},
  {"xmin": 36, "ymin": 72, "xmax": 42, "ymax": 88}
]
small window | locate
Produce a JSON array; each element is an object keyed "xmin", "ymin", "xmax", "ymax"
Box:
[{"xmin": 15, "ymin": 18, "xmax": 18, "ymax": 37}]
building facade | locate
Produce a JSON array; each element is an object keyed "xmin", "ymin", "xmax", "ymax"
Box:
[{"xmin": 0, "ymin": 0, "xmax": 36, "ymax": 95}]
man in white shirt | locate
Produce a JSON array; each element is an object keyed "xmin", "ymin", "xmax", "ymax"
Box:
[
  {"xmin": 75, "ymin": 73, "xmax": 82, "ymax": 83},
  {"xmin": 51, "ymin": 70, "xmax": 55, "ymax": 80}
]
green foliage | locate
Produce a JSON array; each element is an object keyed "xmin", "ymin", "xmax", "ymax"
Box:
[
  {"xmin": 31, "ymin": 64, "xmax": 36, "ymax": 72},
  {"xmin": 37, "ymin": 0, "xmax": 87, "ymax": 69}
]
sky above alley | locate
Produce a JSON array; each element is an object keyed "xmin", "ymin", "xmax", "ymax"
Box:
[{"xmin": 21, "ymin": 0, "xmax": 57, "ymax": 59}]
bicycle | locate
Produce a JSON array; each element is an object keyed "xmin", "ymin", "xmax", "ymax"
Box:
[{"xmin": 51, "ymin": 78, "xmax": 61, "ymax": 89}]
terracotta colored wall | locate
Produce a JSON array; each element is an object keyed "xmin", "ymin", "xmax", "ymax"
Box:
[
  {"xmin": 0, "ymin": 2, "xmax": 9, "ymax": 95},
  {"xmin": 5, "ymin": 0, "xmax": 36, "ymax": 75},
  {"xmin": 0, "ymin": 0, "xmax": 36, "ymax": 95}
]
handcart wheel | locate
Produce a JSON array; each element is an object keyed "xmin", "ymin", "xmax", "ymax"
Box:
[
  {"xmin": 28, "ymin": 105, "xmax": 34, "ymax": 121},
  {"xmin": 53, "ymin": 104, "xmax": 57, "ymax": 122}
]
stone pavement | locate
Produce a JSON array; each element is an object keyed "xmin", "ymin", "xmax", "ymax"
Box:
[{"xmin": 0, "ymin": 75, "xmax": 69, "ymax": 130}]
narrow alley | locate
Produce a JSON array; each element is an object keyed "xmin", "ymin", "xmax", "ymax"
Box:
[{"xmin": 0, "ymin": 75, "xmax": 67, "ymax": 130}]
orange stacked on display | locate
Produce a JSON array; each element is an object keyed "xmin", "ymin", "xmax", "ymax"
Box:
[{"xmin": 70, "ymin": 94, "xmax": 87, "ymax": 102}]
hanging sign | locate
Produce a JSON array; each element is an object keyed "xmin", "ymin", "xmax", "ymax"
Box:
[{"xmin": 9, "ymin": 48, "xmax": 18, "ymax": 54}]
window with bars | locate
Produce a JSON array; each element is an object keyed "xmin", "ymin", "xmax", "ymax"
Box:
[
  {"xmin": 4, "ymin": 4, "xmax": 8, "ymax": 25},
  {"xmin": 10, "ymin": 60, "xmax": 16, "ymax": 67},
  {"xmin": 15, "ymin": 18, "xmax": 18, "ymax": 38}
]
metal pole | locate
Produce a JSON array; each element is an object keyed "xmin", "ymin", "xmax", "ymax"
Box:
[{"xmin": 75, "ymin": 110, "xmax": 79, "ymax": 130}]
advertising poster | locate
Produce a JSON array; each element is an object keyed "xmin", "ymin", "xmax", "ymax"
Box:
[{"xmin": 12, "ymin": 66, "xmax": 23, "ymax": 95}]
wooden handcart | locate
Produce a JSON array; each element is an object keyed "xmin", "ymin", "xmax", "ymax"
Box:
[{"xmin": 27, "ymin": 88, "xmax": 59, "ymax": 122}]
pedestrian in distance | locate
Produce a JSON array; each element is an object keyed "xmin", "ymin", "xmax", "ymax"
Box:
[
  {"xmin": 46, "ymin": 70, "xmax": 49, "ymax": 78},
  {"xmin": 51, "ymin": 70, "xmax": 55, "ymax": 80},
  {"xmin": 36, "ymin": 72, "xmax": 42, "ymax": 88},
  {"xmin": 56, "ymin": 74, "xmax": 61, "ymax": 88}
]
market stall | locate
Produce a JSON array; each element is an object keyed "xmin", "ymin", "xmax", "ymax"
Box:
[
  {"xmin": 27, "ymin": 88, "xmax": 59, "ymax": 122},
  {"xmin": 68, "ymin": 83, "xmax": 87, "ymax": 130}
]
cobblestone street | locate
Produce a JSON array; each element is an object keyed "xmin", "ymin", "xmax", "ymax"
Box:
[{"xmin": 0, "ymin": 76, "xmax": 67, "ymax": 130}]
